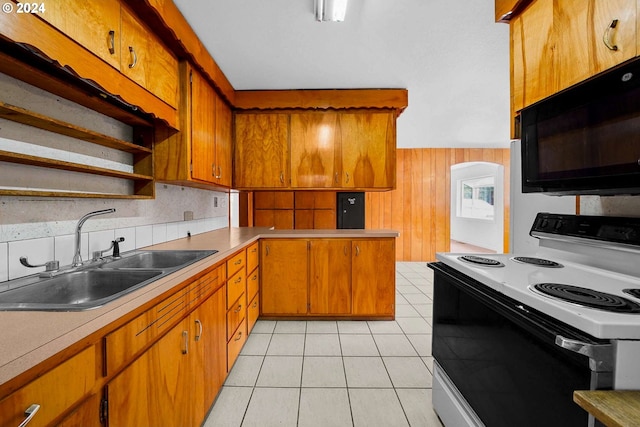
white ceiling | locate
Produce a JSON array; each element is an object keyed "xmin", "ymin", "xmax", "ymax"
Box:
[{"xmin": 173, "ymin": 0, "xmax": 511, "ymax": 148}]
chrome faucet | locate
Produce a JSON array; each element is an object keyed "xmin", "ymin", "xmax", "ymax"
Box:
[{"xmin": 72, "ymin": 209, "xmax": 116, "ymax": 267}]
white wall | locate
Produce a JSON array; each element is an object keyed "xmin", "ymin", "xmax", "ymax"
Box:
[{"xmin": 450, "ymin": 162, "xmax": 504, "ymax": 253}]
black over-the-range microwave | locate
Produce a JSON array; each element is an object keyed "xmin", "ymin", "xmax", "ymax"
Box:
[{"xmin": 521, "ymin": 57, "xmax": 640, "ymax": 195}]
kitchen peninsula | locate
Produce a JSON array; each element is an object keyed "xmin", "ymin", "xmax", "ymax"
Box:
[{"xmin": 0, "ymin": 227, "xmax": 397, "ymax": 427}]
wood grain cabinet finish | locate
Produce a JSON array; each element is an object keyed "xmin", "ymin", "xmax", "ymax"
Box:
[
  {"xmin": 234, "ymin": 113, "xmax": 290, "ymax": 188},
  {"xmin": 155, "ymin": 63, "xmax": 233, "ymax": 189},
  {"xmin": 511, "ymin": 0, "xmax": 636, "ymax": 115},
  {"xmin": 260, "ymin": 238, "xmax": 395, "ymax": 318},
  {"xmin": 0, "ymin": 346, "xmax": 97, "ymax": 427},
  {"xmin": 261, "ymin": 239, "xmax": 309, "ymax": 315},
  {"xmin": 107, "ymin": 271, "xmax": 226, "ymax": 427}
]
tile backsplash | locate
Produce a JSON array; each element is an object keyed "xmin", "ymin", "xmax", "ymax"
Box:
[{"xmin": 1, "ymin": 216, "xmax": 228, "ymax": 288}]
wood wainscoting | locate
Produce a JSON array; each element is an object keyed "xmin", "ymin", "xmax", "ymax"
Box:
[{"xmin": 365, "ymin": 148, "xmax": 510, "ymax": 262}]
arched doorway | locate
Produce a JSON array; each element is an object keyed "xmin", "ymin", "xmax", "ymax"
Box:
[{"xmin": 450, "ymin": 162, "xmax": 504, "ymax": 254}]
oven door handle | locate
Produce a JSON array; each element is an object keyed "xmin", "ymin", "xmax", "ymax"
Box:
[{"xmin": 555, "ymin": 335, "xmax": 613, "ymax": 372}]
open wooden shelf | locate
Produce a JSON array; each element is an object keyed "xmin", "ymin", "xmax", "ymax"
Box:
[{"xmin": 0, "ymin": 102, "xmax": 152, "ymax": 154}]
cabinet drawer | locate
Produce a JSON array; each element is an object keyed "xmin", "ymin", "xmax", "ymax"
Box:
[
  {"xmin": 227, "ymin": 295, "xmax": 246, "ymax": 340},
  {"xmin": 247, "ymin": 268, "xmax": 259, "ymax": 301},
  {"xmin": 227, "ymin": 268, "xmax": 246, "ymax": 310},
  {"xmin": 227, "ymin": 319, "xmax": 247, "ymax": 372},
  {"xmin": 246, "ymin": 242, "xmax": 259, "ymax": 273},
  {"xmin": 189, "ymin": 265, "xmax": 224, "ymax": 307},
  {"xmin": 0, "ymin": 346, "xmax": 96, "ymax": 427},
  {"xmin": 227, "ymin": 251, "xmax": 246, "ymax": 277},
  {"xmin": 105, "ymin": 286, "xmax": 189, "ymax": 375},
  {"xmin": 247, "ymin": 292, "xmax": 259, "ymax": 334}
]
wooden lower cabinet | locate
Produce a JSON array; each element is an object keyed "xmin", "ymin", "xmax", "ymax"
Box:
[
  {"xmin": 0, "ymin": 346, "xmax": 97, "ymax": 427},
  {"xmin": 107, "ymin": 284, "xmax": 226, "ymax": 427},
  {"xmin": 351, "ymin": 239, "xmax": 396, "ymax": 316},
  {"xmin": 261, "ymin": 238, "xmax": 395, "ymax": 318},
  {"xmin": 261, "ymin": 239, "xmax": 309, "ymax": 315},
  {"xmin": 56, "ymin": 393, "xmax": 102, "ymax": 427}
]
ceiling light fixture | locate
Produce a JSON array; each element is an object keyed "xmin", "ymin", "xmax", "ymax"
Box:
[{"xmin": 315, "ymin": 0, "xmax": 348, "ymax": 22}]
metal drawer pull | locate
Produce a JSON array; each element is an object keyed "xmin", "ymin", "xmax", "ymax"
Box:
[
  {"xmin": 235, "ymin": 276, "xmax": 242, "ymax": 283},
  {"xmin": 234, "ymin": 331, "xmax": 243, "ymax": 341},
  {"xmin": 603, "ymin": 19, "xmax": 619, "ymax": 51},
  {"xmin": 252, "ymin": 274, "xmax": 257, "ymax": 281},
  {"xmin": 182, "ymin": 331, "xmax": 188, "ymax": 354},
  {"xmin": 355, "ymin": 245, "xmax": 360, "ymax": 256},
  {"xmin": 235, "ymin": 259, "xmax": 242, "ymax": 265},
  {"xmin": 18, "ymin": 404, "xmax": 40, "ymax": 427},
  {"xmin": 108, "ymin": 30, "xmax": 115, "ymax": 54},
  {"xmin": 555, "ymin": 335, "xmax": 613, "ymax": 371},
  {"xmin": 234, "ymin": 304, "xmax": 242, "ymax": 313},
  {"xmin": 345, "ymin": 172, "xmax": 350, "ymax": 183},
  {"xmin": 280, "ymin": 172, "xmax": 284, "ymax": 184},
  {"xmin": 128, "ymin": 46, "xmax": 137, "ymax": 68},
  {"xmin": 194, "ymin": 319, "xmax": 203, "ymax": 342},
  {"xmin": 252, "ymin": 301, "xmax": 258, "ymax": 308}
]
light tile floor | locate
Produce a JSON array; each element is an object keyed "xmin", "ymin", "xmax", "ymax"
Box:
[{"xmin": 204, "ymin": 262, "xmax": 443, "ymax": 427}]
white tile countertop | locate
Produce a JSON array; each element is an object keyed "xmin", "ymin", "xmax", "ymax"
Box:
[{"xmin": 0, "ymin": 227, "xmax": 398, "ymax": 390}]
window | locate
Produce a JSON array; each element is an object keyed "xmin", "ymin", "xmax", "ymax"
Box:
[{"xmin": 458, "ymin": 176, "xmax": 495, "ymax": 220}]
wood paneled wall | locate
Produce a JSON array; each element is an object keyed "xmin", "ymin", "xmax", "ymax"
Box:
[{"xmin": 365, "ymin": 148, "xmax": 511, "ymax": 262}]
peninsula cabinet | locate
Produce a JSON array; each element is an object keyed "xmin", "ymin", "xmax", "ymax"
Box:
[
  {"xmin": 511, "ymin": 0, "xmax": 636, "ymax": 114},
  {"xmin": 235, "ymin": 110, "xmax": 397, "ymax": 191},
  {"xmin": 234, "ymin": 113, "xmax": 290, "ymax": 188},
  {"xmin": 260, "ymin": 237, "xmax": 395, "ymax": 318},
  {"xmin": 155, "ymin": 63, "xmax": 233, "ymax": 189}
]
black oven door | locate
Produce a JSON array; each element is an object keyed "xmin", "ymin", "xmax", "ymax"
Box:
[{"xmin": 430, "ymin": 262, "xmax": 612, "ymax": 427}]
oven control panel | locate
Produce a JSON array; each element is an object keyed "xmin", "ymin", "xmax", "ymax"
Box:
[{"xmin": 531, "ymin": 213, "xmax": 640, "ymax": 246}]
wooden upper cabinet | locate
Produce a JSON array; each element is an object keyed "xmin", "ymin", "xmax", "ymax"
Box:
[
  {"xmin": 234, "ymin": 113, "xmax": 290, "ymax": 188},
  {"xmin": 511, "ymin": 0, "xmax": 637, "ymax": 114},
  {"xmin": 556, "ymin": 0, "xmax": 636, "ymax": 91},
  {"xmin": 120, "ymin": 5, "xmax": 178, "ymax": 108},
  {"xmin": 214, "ymin": 93, "xmax": 233, "ymax": 187},
  {"xmin": 339, "ymin": 112, "xmax": 396, "ymax": 189},
  {"xmin": 38, "ymin": 0, "xmax": 121, "ymax": 69},
  {"xmin": 511, "ymin": 0, "xmax": 556, "ymax": 113},
  {"xmin": 190, "ymin": 67, "xmax": 216, "ymax": 183},
  {"xmin": 290, "ymin": 113, "xmax": 340, "ymax": 188}
]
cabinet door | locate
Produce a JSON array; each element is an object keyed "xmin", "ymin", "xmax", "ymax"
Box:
[
  {"xmin": 261, "ymin": 239, "xmax": 308, "ymax": 314},
  {"xmin": 214, "ymin": 93, "xmax": 233, "ymax": 187},
  {"xmin": 557, "ymin": 0, "xmax": 636, "ymax": 91},
  {"xmin": 190, "ymin": 68, "xmax": 216, "ymax": 183},
  {"xmin": 290, "ymin": 113, "xmax": 339, "ymax": 188},
  {"xmin": 38, "ymin": 0, "xmax": 121, "ymax": 69},
  {"xmin": 351, "ymin": 239, "xmax": 395, "ymax": 316},
  {"xmin": 234, "ymin": 113, "xmax": 289, "ymax": 188},
  {"xmin": 107, "ymin": 319, "xmax": 191, "ymax": 427},
  {"xmin": 120, "ymin": 5, "xmax": 178, "ymax": 108},
  {"xmin": 339, "ymin": 112, "xmax": 396, "ymax": 189},
  {"xmin": 190, "ymin": 286, "xmax": 226, "ymax": 420},
  {"xmin": 309, "ymin": 240, "xmax": 351, "ymax": 314},
  {"xmin": 510, "ymin": 0, "xmax": 556, "ymax": 113}
]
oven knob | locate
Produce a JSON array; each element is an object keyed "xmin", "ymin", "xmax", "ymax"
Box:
[{"xmin": 554, "ymin": 220, "xmax": 563, "ymax": 231}]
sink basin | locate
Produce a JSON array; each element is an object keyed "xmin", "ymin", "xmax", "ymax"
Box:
[
  {"xmin": 0, "ymin": 249, "xmax": 218, "ymax": 311},
  {"xmin": 102, "ymin": 250, "xmax": 217, "ymax": 270},
  {"xmin": 0, "ymin": 269, "xmax": 163, "ymax": 311}
]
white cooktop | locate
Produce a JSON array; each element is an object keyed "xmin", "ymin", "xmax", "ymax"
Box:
[{"xmin": 436, "ymin": 251, "xmax": 640, "ymax": 340}]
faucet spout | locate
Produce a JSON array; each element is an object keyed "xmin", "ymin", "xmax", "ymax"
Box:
[{"xmin": 72, "ymin": 208, "xmax": 116, "ymax": 267}]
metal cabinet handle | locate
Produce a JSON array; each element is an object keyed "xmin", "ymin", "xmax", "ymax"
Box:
[
  {"xmin": 194, "ymin": 319, "xmax": 203, "ymax": 342},
  {"xmin": 345, "ymin": 172, "xmax": 350, "ymax": 183},
  {"xmin": 251, "ymin": 247, "xmax": 257, "ymax": 253},
  {"xmin": 234, "ymin": 304, "xmax": 242, "ymax": 313},
  {"xmin": 234, "ymin": 276, "xmax": 242, "ymax": 283},
  {"xmin": 252, "ymin": 301, "xmax": 258, "ymax": 308},
  {"xmin": 555, "ymin": 335, "xmax": 613, "ymax": 372},
  {"xmin": 212, "ymin": 163, "xmax": 216, "ymax": 177},
  {"xmin": 234, "ymin": 331, "xmax": 243, "ymax": 341},
  {"xmin": 266, "ymin": 245, "xmax": 270, "ymax": 256},
  {"xmin": 355, "ymin": 245, "xmax": 360, "ymax": 256},
  {"xmin": 128, "ymin": 46, "xmax": 137, "ymax": 68},
  {"xmin": 603, "ymin": 19, "xmax": 619, "ymax": 51},
  {"xmin": 108, "ymin": 30, "xmax": 115, "ymax": 54},
  {"xmin": 280, "ymin": 172, "xmax": 285, "ymax": 184},
  {"xmin": 235, "ymin": 259, "xmax": 242, "ymax": 265},
  {"xmin": 252, "ymin": 274, "xmax": 257, "ymax": 281},
  {"xmin": 182, "ymin": 330, "xmax": 188, "ymax": 354},
  {"xmin": 334, "ymin": 172, "xmax": 339, "ymax": 184},
  {"xmin": 217, "ymin": 166, "xmax": 222, "ymax": 179},
  {"xmin": 18, "ymin": 404, "xmax": 40, "ymax": 427}
]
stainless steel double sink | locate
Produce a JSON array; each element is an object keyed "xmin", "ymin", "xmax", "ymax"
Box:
[{"xmin": 0, "ymin": 250, "xmax": 217, "ymax": 311}]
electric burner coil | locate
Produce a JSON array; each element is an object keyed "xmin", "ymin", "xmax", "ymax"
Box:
[{"xmin": 532, "ymin": 283, "xmax": 640, "ymax": 313}]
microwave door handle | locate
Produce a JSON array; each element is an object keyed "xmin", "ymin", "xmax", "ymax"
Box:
[{"xmin": 555, "ymin": 335, "xmax": 613, "ymax": 372}]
